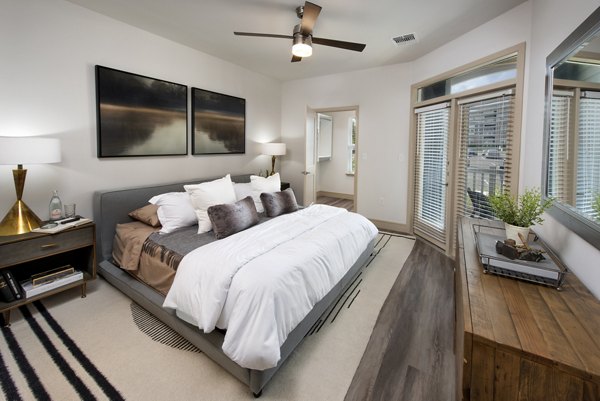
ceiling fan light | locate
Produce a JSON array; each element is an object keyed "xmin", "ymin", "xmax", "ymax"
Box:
[{"xmin": 292, "ymin": 35, "xmax": 312, "ymax": 57}]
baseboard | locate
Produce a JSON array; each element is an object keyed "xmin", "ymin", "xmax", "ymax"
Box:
[
  {"xmin": 369, "ymin": 219, "xmax": 411, "ymax": 235},
  {"xmin": 317, "ymin": 191, "xmax": 354, "ymax": 200}
]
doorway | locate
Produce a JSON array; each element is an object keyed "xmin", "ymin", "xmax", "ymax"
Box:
[{"xmin": 304, "ymin": 107, "xmax": 358, "ymax": 211}]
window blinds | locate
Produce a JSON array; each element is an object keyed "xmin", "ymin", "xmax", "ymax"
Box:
[
  {"xmin": 578, "ymin": 92, "xmax": 600, "ymax": 218},
  {"xmin": 414, "ymin": 103, "xmax": 450, "ymax": 245},
  {"xmin": 456, "ymin": 90, "xmax": 515, "ymax": 221},
  {"xmin": 548, "ymin": 92, "xmax": 573, "ymax": 204}
]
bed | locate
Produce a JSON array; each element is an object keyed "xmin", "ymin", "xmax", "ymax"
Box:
[{"xmin": 93, "ymin": 173, "xmax": 376, "ymax": 397}]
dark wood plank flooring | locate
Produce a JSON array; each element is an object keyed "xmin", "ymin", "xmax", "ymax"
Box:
[
  {"xmin": 316, "ymin": 195, "xmax": 354, "ymax": 211},
  {"xmin": 345, "ymin": 239, "xmax": 456, "ymax": 401}
]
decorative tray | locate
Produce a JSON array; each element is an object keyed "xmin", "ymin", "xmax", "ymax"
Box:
[{"xmin": 473, "ymin": 224, "xmax": 567, "ymax": 289}]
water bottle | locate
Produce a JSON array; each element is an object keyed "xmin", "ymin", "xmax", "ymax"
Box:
[{"xmin": 49, "ymin": 190, "xmax": 63, "ymax": 221}]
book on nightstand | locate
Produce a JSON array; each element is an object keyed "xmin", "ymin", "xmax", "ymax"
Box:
[
  {"xmin": 20, "ymin": 270, "xmax": 84, "ymax": 298},
  {"xmin": 0, "ymin": 274, "xmax": 15, "ymax": 303},
  {"xmin": 31, "ymin": 265, "xmax": 75, "ymax": 287},
  {"xmin": 2, "ymin": 270, "xmax": 23, "ymax": 301},
  {"xmin": 32, "ymin": 217, "xmax": 92, "ymax": 234}
]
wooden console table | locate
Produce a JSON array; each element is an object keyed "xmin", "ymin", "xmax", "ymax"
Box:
[{"xmin": 456, "ymin": 217, "xmax": 600, "ymax": 401}]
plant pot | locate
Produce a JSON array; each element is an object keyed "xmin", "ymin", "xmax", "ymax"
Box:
[{"xmin": 504, "ymin": 223, "xmax": 530, "ymax": 246}]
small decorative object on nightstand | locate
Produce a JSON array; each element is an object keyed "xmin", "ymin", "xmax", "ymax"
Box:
[
  {"xmin": 49, "ymin": 190, "xmax": 63, "ymax": 221},
  {"xmin": 0, "ymin": 221, "xmax": 96, "ymax": 326}
]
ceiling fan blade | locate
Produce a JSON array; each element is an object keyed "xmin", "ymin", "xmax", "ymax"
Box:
[
  {"xmin": 234, "ymin": 32, "xmax": 293, "ymax": 40},
  {"xmin": 312, "ymin": 37, "xmax": 366, "ymax": 52},
  {"xmin": 291, "ymin": 55, "xmax": 302, "ymax": 62},
  {"xmin": 300, "ymin": 1, "xmax": 322, "ymax": 35}
]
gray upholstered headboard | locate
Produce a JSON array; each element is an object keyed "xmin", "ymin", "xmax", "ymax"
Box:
[{"xmin": 92, "ymin": 174, "xmax": 252, "ymax": 263}]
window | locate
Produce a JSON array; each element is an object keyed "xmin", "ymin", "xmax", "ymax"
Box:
[
  {"xmin": 546, "ymin": 89, "xmax": 600, "ymax": 221},
  {"xmin": 578, "ymin": 92, "xmax": 600, "ymax": 218},
  {"xmin": 410, "ymin": 43, "xmax": 524, "ymax": 254},
  {"xmin": 413, "ymin": 103, "xmax": 450, "ymax": 245},
  {"xmin": 456, "ymin": 90, "xmax": 515, "ymax": 220},
  {"xmin": 418, "ymin": 53, "xmax": 518, "ymax": 102},
  {"xmin": 347, "ymin": 117, "xmax": 357, "ymax": 174}
]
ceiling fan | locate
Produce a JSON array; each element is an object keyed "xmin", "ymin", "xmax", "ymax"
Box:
[{"xmin": 234, "ymin": 1, "xmax": 366, "ymax": 63}]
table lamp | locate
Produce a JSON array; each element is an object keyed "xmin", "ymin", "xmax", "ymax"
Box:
[
  {"xmin": 0, "ymin": 137, "xmax": 61, "ymax": 236},
  {"xmin": 261, "ymin": 142, "xmax": 286, "ymax": 176}
]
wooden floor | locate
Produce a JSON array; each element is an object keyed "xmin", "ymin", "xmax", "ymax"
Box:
[
  {"xmin": 316, "ymin": 195, "xmax": 354, "ymax": 211},
  {"xmin": 345, "ymin": 239, "xmax": 456, "ymax": 401}
]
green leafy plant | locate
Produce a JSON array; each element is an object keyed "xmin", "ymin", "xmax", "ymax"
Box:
[
  {"xmin": 489, "ymin": 187, "xmax": 554, "ymax": 228},
  {"xmin": 593, "ymin": 193, "xmax": 600, "ymax": 222}
]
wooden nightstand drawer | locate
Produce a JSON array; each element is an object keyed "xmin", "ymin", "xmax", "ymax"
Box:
[
  {"xmin": 0, "ymin": 226, "xmax": 94, "ymax": 268},
  {"xmin": 0, "ymin": 222, "xmax": 96, "ymax": 326}
]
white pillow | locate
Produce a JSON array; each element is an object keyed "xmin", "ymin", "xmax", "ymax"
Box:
[
  {"xmin": 250, "ymin": 173, "xmax": 281, "ymax": 213},
  {"xmin": 184, "ymin": 174, "xmax": 237, "ymax": 234},
  {"xmin": 149, "ymin": 192, "xmax": 196, "ymax": 234},
  {"xmin": 233, "ymin": 182, "xmax": 253, "ymax": 201}
]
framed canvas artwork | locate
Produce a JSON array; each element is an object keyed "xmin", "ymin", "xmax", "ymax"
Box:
[
  {"xmin": 95, "ymin": 65, "xmax": 188, "ymax": 157},
  {"xmin": 192, "ymin": 88, "xmax": 245, "ymax": 155}
]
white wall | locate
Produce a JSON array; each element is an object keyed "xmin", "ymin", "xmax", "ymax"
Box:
[
  {"xmin": 0, "ymin": 0, "xmax": 282, "ymax": 220},
  {"xmin": 281, "ymin": 64, "xmax": 412, "ymax": 224},
  {"xmin": 317, "ymin": 110, "xmax": 355, "ymax": 196},
  {"xmin": 523, "ymin": 0, "xmax": 600, "ymax": 298},
  {"xmin": 409, "ymin": 2, "xmax": 532, "ymax": 86}
]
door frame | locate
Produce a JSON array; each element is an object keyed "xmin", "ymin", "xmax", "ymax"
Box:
[{"xmin": 305, "ymin": 105, "xmax": 359, "ymax": 211}]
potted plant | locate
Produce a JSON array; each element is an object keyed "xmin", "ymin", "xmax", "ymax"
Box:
[
  {"xmin": 489, "ymin": 188, "xmax": 553, "ymax": 245},
  {"xmin": 593, "ymin": 193, "xmax": 600, "ymax": 222}
]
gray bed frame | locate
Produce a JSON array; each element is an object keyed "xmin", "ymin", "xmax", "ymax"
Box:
[{"xmin": 92, "ymin": 174, "xmax": 375, "ymax": 397}]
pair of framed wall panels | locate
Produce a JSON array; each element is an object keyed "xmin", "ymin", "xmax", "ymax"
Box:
[{"xmin": 95, "ymin": 65, "xmax": 245, "ymax": 157}]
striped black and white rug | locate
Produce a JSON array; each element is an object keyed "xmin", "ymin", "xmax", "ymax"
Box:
[
  {"xmin": 0, "ymin": 233, "xmax": 414, "ymax": 401},
  {"xmin": 0, "ymin": 301, "xmax": 124, "ymax": 401}
]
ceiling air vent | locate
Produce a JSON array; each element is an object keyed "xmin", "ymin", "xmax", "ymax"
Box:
[{"xmin": 392, "ymin": 33, "xmax": 417, "ymax": 46}]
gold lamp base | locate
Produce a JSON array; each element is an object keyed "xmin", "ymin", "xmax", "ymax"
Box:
[
  {"xmin": 0, "ymin": 166, "xmax": 42, "ymax": 236},
  {"xmin": 0, "ymin": 200, "xmax": 42, "ymax": 236}
]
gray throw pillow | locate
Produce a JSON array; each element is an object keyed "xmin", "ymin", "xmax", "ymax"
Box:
[
  {"xmin": 207, "ymin": 196, "xmax": 259, "ymax": 239},
  {"xmin": 260, "ymin": 188, "xmax": 299, "ymax": 217}
]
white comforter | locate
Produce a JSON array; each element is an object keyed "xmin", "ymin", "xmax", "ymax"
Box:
[{"xmin": 163, "ymin": 204, "xmax": 378, "ymax": 370}]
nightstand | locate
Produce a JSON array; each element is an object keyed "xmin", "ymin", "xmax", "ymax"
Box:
[
  {"xmin": 281, "ymin": 182, "xmax": 290, "ymax": 191},
  {"xmin": 0, "ymin": 222, "xmax": 96, "ymax": 325}
]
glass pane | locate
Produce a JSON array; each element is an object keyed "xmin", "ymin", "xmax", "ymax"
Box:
[
  {"xmin": 459, "ymin": 95, "xmax": 514, "ymax": 220},
  {"xmin": 415, "ymin": 107, "xmax": 449, "ymax": 235},
  {"xmin": 554, "ymin": 61, "xmax": 600, "ymax": 84},
  {"xmin": 577, "ymin": 97, "xmax": 600, "ymax": 220},
  {"xmin": 418, "ymin": 53, "xmax": 517, "ymax": 102},
  {"xmin": 548, "ymin": 94, "xmax": 572, "ymax": 204}
]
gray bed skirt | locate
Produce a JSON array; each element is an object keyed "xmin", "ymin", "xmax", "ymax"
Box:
[{"xmin": 93, "ymin": 174, "xmax": 375, "ymax": 396}]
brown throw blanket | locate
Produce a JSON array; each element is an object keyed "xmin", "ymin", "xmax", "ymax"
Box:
[{"xmin": 112, "ymin": 222, "xmax": 159, "ymax": 271}]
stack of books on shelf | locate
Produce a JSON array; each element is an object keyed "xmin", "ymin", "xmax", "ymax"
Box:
[{"xmin": 20, "ymin": 266, "xmax": 83, "ymax": 298}]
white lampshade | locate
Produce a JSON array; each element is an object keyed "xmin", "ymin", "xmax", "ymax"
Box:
[
  {"xmin": 0, "ymin": 137, "xmax": 61, "ymax": 165},
  {"xmin": 261, "ymin": 142, "xmax": 286, "ymax": 156}
]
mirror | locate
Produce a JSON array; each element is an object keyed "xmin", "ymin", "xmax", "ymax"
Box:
[
  {"xmin": 317, "ymin": 113, "xmax": 333, "ymax": 161},
  {"xmin": 543, "ymin": 6, "xmax": 600, "ymax": 250}
]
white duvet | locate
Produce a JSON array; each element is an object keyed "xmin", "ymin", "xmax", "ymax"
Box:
[{"xmin": 163, "ymin": 204, "xmax": 378, "ymax": 370}]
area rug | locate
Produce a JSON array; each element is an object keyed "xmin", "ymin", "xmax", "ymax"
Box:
[{"xmin": 0, "ymin": 233, "xmax": 414, "ymax": 401}]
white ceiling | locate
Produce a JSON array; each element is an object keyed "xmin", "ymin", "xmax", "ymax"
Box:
[{"xmin": 66, "ymin": 0, "xmax": 527, "ymax": 81}]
